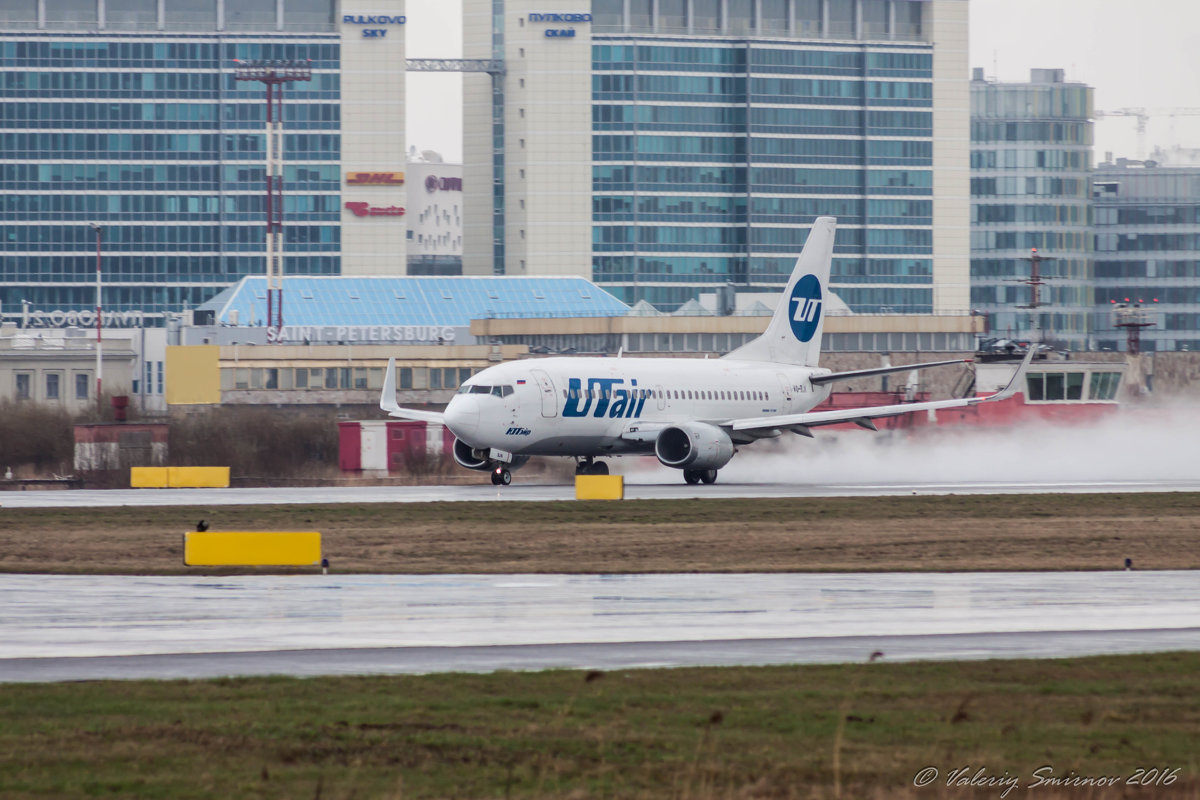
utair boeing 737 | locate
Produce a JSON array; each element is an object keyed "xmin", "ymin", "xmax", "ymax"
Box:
[{"xmin": 380, "ymin": 216, "xmax": 1034, "ymax": 485}]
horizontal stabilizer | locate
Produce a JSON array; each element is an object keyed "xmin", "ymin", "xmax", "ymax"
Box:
[{"xmin": 809, "ymin": 358, "xmax": 969, "ymax": 386}]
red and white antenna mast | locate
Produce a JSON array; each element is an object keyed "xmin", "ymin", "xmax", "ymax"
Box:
[{"xmin": 233, "ymin": 59, "xmax": 311, "ymax": 337}]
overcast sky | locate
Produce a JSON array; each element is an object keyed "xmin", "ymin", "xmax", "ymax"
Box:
[{"xmin": 404, "ymin": 0, "xmax": 1200, "ymax": 164}]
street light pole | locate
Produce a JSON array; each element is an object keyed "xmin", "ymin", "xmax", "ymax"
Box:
[{"xmin": 89, "ymin": 223, "xmax": 103, "ymax": 413}]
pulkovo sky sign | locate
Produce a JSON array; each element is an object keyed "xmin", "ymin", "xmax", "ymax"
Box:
[
  {"xmin": 342, "ymin": 13, "xmax": 406, "ymax": 38},
  {"xmin": 527, "ymin": 12, "xmax": 591, "ymax": 38}
]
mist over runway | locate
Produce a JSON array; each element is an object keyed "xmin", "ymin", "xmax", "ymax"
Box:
[{"xmin": 4, "ymin": 408, "xmax": 1199, "ymax": 508}]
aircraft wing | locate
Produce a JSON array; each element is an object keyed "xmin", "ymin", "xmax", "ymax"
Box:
[
  {"xmin": 809, "ymin": 358, "xmax": 970, "ymax": 386},
  {"xmin": 728, "ymin": 347, "xmax": 1035, "ymax": 434},
  {"xmin": 379, "ymin": 357, "xmax": 445, "ymax": 423}
]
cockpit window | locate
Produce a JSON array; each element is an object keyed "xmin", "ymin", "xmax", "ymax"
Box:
[
  {"xmin": 456, "ymin": 383, "xmax": 513, "ymax": 398},
  {"xmin": 462, "ymin": 384, "xmax": 513, "ymax": 397}
]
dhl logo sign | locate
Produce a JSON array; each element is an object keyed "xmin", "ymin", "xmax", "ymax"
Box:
[{"xmin": 346, "ymin": 172, "xmax": 405, "ymax": 185}]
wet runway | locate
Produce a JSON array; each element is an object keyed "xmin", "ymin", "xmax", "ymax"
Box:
[
  {"xmin": 3, "ymin": 571, "xmax": 1198, "ymax": 682},
  {"xmin": 3, "ymin": 477, "xmax": 1199, "ymax": 508}
]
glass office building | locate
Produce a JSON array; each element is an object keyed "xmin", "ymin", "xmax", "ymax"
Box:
[
  {"xmin": 463, "ymin": 0, "xmax": 970, "ymax": 314},
  {"xmin": 0, "ymin": 0, "xmax": 408, "ymax": 320},
  {"xmin": 969, "ymin": 68, "xmax": 1094, "ymax": 350},
  {"xmin": 1093, "ymin": 163, "xmax": 1200, "ymax": 352}
]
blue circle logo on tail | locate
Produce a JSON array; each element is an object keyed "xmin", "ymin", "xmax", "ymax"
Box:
[{"xmin": 788, "ymin": 274, "xmax": 823, "ymax": 342}]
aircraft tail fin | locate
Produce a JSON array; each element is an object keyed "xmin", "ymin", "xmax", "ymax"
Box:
[{"xmin": 722, "ymin": 216, "xmax": 836, "ymax": 366}]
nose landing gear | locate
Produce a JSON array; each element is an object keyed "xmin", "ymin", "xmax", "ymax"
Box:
[{"xmin": 490, "ymin": 467, "xmax": 512, "ymax": 486}]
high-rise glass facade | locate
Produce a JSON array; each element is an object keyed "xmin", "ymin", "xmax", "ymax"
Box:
[
  {"xmin": 1093, "ymin": 164, "xmax": 1200, "ymax": 352},
  {"xmin": 463, "ymin": 0, "xmax": 970, "ymax": 316},
  {"xmin": 969, "ymin": 68, "xmax": 1093, "ymax": 349},
  {"xmin": 590, "ymin": 35, "xmax": 936, "ymax": 311},
  {"xmin": 0, "ymin": 0, "xmax": 343, "ymax": 317}
]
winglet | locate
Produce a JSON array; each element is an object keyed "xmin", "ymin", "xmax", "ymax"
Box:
[
  {"xmin": 380, "ymin": 357, "xmax": 401, "ymax": 415},
  {"xmin": 379, "ymin": 357, "xmax": 447, "ymax": 423},
  {"xmin": 984, "ymin": 346, "xmax": 1038, "ymax": 403}
]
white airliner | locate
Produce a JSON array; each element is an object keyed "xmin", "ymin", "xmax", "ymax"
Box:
[{"xmin": 381, "ymin": 216, "xmax": 1034, "ymax": 485}]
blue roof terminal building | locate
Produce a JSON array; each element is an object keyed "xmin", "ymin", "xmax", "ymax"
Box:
[{"xmin": 191, "ymin": 275, "xmax": 633, "ymax": 345}]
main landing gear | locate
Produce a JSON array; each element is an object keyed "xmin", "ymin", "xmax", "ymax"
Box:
[
  {"xmin": 575, "ymin": 457, "xmax": 610, "ymax": 476},
  {"xmin": 683, "ymin": 469, "xmax": 718, "ymax": 485},
  {"xmin": 490, "ymin": 467, "xmax": 512, "ymax": 486}
]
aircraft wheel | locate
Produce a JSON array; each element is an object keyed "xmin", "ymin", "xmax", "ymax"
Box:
[
  {"xmin": 700, "ymin": 469, "xmax": 718, "ymax": 485},
  {"xmin": 491, "ymin": 469, "xmax": 512, "ymax": 486},
  {"xmin": 575, "ymin": 460, "xmax": 590, "ymax": 475},
  {"xmin": 589, "ymin": 461, "xmax": 609, "ymax": 475},
  {"xmin": 683, "ymin": 470, "xmax": 702, "ymax": 485}
]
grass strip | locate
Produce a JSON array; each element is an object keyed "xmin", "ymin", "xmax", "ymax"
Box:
[{"xmin": 1, "ymin": 653, "xmax": 1198, "ymax": 799}]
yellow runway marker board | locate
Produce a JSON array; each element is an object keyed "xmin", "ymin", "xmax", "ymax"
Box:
[
  {"xmin": 131, "ymin": 466, "xmax": 230, "ymax": 488},
  {"xmin": 184, "ymin": 531, "xmax": 322, "ymax": 566},
  {"xmin": 574, "ymin": 475, "xmax": 624, "ymax": 500},
  {"xmin": 169, "ymin": 466, "xmax": 230, "ymax": 488},
  {"xmin": 130, "ymin": 467, "xmax": 169, "ymax": 488}
]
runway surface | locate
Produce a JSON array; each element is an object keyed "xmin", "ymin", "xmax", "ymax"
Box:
[
  {"xmin": 3, "ymin": 571, "xmax": 1198, "ymax": 682},
  {"xmin": 3, "ymin": 477, "xmax": 1200, "ymax": 508}
]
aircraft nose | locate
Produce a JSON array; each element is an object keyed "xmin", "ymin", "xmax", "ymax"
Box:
[{"xmin": 444, "ymin": 396, "xmax": 480, "ymax": 440}]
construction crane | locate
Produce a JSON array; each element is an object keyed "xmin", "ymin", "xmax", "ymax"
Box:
[{"xmin": 1094, "ymin": 107, "xmax": 1200, "ymax": 159}]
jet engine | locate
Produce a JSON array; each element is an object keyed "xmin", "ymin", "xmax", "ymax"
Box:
[
  {"xmin": 654, "ymin": 422, "xmax": 735, "ymax": 470},
  {"xmin": 452, "ymin": 438, "xmax": 530, "ymax": 471},
  {"xmin": 452, "ymin": 438, "xmax": 492, "ymax": 471}
]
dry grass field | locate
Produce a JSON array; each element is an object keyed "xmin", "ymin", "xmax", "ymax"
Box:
[{"xmin": 1, "ymin": 492, "xmax": 1198, "ymax": 574}]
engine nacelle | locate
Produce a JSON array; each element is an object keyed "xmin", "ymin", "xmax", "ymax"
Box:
[
  {"xmin": 452, "ymin": 438, "xmax": 531, "ymax": 472},
  {"xmin": 452, "ymin": 438, "xmax": 492, "ymax": 471},
  {"xmin": 654, "ymin": 422, "xmax": 735, "ymax": 470}
]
